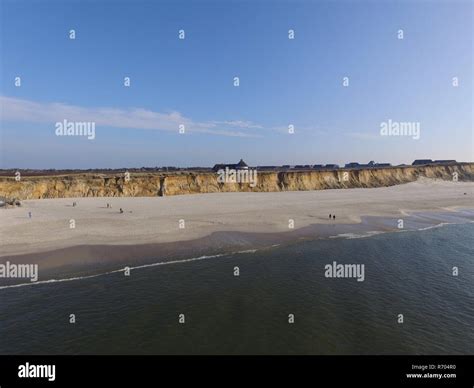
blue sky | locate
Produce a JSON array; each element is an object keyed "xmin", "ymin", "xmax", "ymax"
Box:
[{"xmin": 0, "ymin": 0, "xmax": 472, "ymax": 168}]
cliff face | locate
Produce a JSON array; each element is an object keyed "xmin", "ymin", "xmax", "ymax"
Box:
[{"xmin": 1, "ymin": 164, "xmax": 473, "ymax": 200}]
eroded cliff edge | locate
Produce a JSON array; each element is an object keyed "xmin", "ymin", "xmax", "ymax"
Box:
[{"xmin": 1, "ymin": 164, "xmax": 473, "ymax": 200}]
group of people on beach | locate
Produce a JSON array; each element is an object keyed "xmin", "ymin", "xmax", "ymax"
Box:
[
  {"xmin": 329, "ymin": 213, "xmax": 336, "ymax": 220},
  {"xmin": 106, "ymin": 202, "xmax": 124, "ymax": 213}
]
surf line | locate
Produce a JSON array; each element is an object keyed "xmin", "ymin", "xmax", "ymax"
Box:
[{"xmin": 0, "ymin": 250, "xmax": 257, "ymax": 291}]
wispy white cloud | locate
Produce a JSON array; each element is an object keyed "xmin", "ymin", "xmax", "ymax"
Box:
[
  {"xmin": 0, "ymin": 96, "xmax": 264, "ymax": 138},
  {"xmin": 209, "ymin": 120, "xmax": 264, "ymax": 129}
]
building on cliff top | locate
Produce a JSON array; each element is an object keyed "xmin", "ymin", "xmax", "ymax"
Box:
[
  {"xmin": 433, "ymin": 160, "xmax": 457, "ymax": 164},
  {"xmin": 412, "ymin": 159, "xmax": 433, "ymax": 165},
  {"xmin": 213, "ymin": 159, "xmax": 249, "ymax": 172},
  {"xmin": 412, "ymin": 159, "xmax": 457, "ymax": 166},
  {"xmin": 344, "ymin": 161, "xmax": 392, "ymax": 169}
]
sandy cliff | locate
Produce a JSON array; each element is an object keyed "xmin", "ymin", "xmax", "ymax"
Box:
[{"xmin": 1, "ymin": 164, "xmax": 473, "ymax": 200}]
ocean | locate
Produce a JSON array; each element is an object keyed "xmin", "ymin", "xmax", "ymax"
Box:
[{"xmin": 0, "ymin": 223, "xmax": 473, "ymax": 355}]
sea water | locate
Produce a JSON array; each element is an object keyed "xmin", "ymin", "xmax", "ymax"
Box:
[{"xmin": 0, "ymin": 223, "xmax": 473, "ymax": 354}]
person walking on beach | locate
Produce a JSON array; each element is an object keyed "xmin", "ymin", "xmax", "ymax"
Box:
[
  {"xmin": 119, "ymin": 208, "xmax": 124, "ymax": 214},
  {"xmin": 28, "ymin": 211, "xmax": 32, "ymax": 219},
  {"xmin": 333, "ymin": 214, "xmax": 336, "ymax": 220},
  {"xmin": 329, "ymin": 214, "xmax": 332, "ymax": 219}
]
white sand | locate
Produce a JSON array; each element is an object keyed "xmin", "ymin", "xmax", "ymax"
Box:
[{"xmin": 1, "ymin": 179, "xmax": 473, "ymax": 256}]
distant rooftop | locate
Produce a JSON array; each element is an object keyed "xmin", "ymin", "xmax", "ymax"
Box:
[{"xmin": 212, "ymin": 159, "xmax": 249, "ymax": 171}]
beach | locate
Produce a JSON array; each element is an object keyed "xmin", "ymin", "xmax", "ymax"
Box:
[{"xmin": 1, "ymin": 178, "xmax": 473, "ymax": 277}]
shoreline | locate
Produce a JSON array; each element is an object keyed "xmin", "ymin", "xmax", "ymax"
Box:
[
  {"xmin": 2, "ymin": 179, "xmax": 473, "ymax": 255},
  {"xmin": 1, "ymin": 208, "xmax": 473, "ymax": 287}
]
